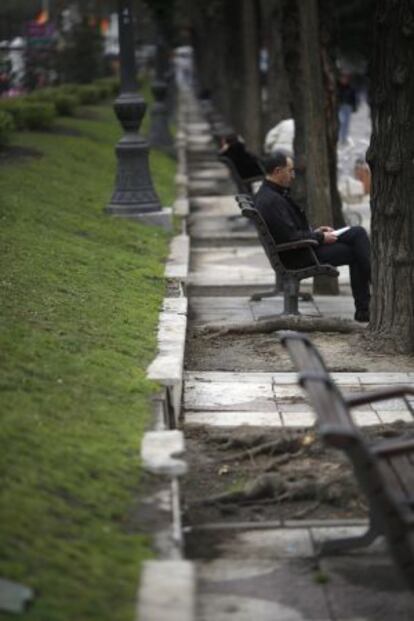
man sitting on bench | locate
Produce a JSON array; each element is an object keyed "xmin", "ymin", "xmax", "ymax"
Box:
[{"xmin": 254, "ymin": 151, "xmax": 371, "ymax": 323}]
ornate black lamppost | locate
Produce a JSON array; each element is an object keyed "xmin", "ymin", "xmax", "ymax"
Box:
[
  {"xmin": 149, "ymin": 34, "xmax": 174, "ymax": 152},
  {"xmin": 106, "ymin": 0, "xmax": 170, "ymax": 227}
]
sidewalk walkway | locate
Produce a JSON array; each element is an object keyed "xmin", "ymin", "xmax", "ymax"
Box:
[{"xmin": 178, "ymin": 91, "xmax": 414, "ymax": 620}]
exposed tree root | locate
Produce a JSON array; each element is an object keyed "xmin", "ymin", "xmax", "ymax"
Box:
[
  {"xmin": 194, "ymin": 470, "xmax": 358, "ymax": 508},
  {"xmin": 195, "ymin": 316, "xmax": 365, "ymax": 338}
]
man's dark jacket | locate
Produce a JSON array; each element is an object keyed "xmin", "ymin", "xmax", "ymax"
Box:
[{"xmin": 253, "ymin": 179, "xmax": 323, "ymax": 268}]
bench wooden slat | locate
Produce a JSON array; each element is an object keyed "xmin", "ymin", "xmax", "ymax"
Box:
[{"xmin": 281, "ymin": 330, "xmax": 414, "ymax": 590}]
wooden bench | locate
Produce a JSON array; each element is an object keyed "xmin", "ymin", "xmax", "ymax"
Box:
[
  {"xmin": 280, "ymin": 331, "xmax": 414, "ymax": 589},
  {"xmin": 235, "ymin": 194, "xmax": 339, "ymax": 315}
]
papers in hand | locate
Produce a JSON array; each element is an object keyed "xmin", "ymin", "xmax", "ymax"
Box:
[{"xmin": 333, "ymin": 226, "xmax": 351, "ymax": 237}]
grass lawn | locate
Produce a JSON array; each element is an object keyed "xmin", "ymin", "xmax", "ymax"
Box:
[{"xmin": 0, "ymin": 103, "xmax": 175, "ymax": 620}]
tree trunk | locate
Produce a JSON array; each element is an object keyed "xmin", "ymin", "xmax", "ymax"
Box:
[
  {"xmin": 297, "ymin": 0, "xmax": 338, "ymax": 294},
  {"xmin": 240, "ymin": 0, "xmax": 263, "ymax": 152},
  {"xmin": 261, "ymin": 0, "xmax": 291, "ymax": 135},
  {"xmin": 281, "ymin": 0, "xmax": 307, "ymax": 208},
  {"xmin": 319, "ymin": 0, "xmax": 346, "ymax": 229},
  {"xmin": 367, "ymin": 0, "xmax": 414, "ymax": 353}
]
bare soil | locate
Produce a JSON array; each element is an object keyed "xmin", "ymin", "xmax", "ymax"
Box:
[
  {"xmin": 182, "ymin": 422, "xmax": 414, "ymax": 530},
  {"xmin": 186, "ymin": 329, "xmax": 414, "ymax": 373}
]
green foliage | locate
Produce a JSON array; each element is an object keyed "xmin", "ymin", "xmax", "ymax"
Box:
[
  {"xmin": 0, "ymin": 104, "xmax": 176, "ymax": 620},
  {"xmin": 29, "ymin": 89, "xmax": 80, "ymax": 117},
  {"xmin": 58, "ymin": 17, "xmax": 104, "ymax": 85},
  {"xmin": 0, "ymin": 109, "xmax": 14, "ymax": 146},
  {"xmin": 0, "ymin": 100, "xmax": 56, "ymax": 130},
  {"xmin": 76, "ymin": 84, "xmax": 102, "ymax": 105}
]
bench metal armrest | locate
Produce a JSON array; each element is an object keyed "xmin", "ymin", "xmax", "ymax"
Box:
[
  {"xmin": 275, "ymin": 239, "xmax": 319, "ymax": 252},
  {"xmin": 345, "ymin": 386, "xmax": 414, "ymax": 408}
]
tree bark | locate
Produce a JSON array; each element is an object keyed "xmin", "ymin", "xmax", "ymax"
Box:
[
  {"xmin": 261, "ymin": 0, "xmax": 291, "ymax": 134},
  {"xmin": 297, "ymin": 0, "xmax": 338, "ymax": 294},
  {"xmin": 367, "ymin": 0, "xmax": 414, "ymax": 353},
  {"xmin": 240, "ymin": 0, "xmax": 263, "ymax": 152},
  {"xmin": 281, "ymin": 0, "xmax": 307, "ymax": 208},
  {"xmin": 319, "ymin": 0, "xmax": 346, "ymax": 229}
]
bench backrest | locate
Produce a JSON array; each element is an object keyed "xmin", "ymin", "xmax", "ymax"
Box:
[
  {"xmin": 281, "ymin": 331, "xmax": 414, "ymax": 587},
  {"xmin": 237, "ymin": 202, "xmax": 291, "ymax": 276},
  {"xmin": 219, "ymin": 155, "xmax": 264, "ymax": 195},
  {"xmin": 280, "ymin": 331, "xmax": 354, "ymax": 432}
]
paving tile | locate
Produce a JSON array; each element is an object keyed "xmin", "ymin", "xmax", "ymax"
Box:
[
  {"xmin": 310, "ymin": 525, "xmax": 386, "ymax": 555},
  {"xmin": 359, "ymin": 373, "xmax": 412, "ymax": 384},
  {"xmin": 197, "ymin": 559, "xmax": 331, "ymax": 621},
  {"xmin": 184, "ymin": 380, "xmax": 276, "ymax": 412},
  {"xmin": 330, "ymin": 373, "xmax": 363, "ymax": 386},
  {"xmin": 281, "ymin": 411, "xmax": 316, "ymax": 427},
  {"xmin": 185, "ymin": 410, "xmax": 283, "ymax": 427},
  {"xmin": 185, "ymin": 371, "xmax": 276, "ymax": 383},
  {"xmin": 320, "ymin": 555, "xmax": 414, "ymax": 620},
  {"xmin": 350, "ymin": 410, "xmax": 382, "ymax": 426},
  {"xmin": 272, "ymin": 385, "xmax": 305, "ymax": 399},
  {"xmin": 213, "ymin": 528, "xmax": 314, "ymax": 559},
  {"xmin": 376, "ymin": 410, "xmax": 413, "ymax": 424}
]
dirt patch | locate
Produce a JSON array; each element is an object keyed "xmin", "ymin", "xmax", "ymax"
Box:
[
  {"xmin": 185, "ymin": 329, "xmax": 414, "ymax": 373},
  {"xmin": 182, "ymin": 422, "xmax": 414, "ymax": 531},
  {"xmin": 0, "ymin": 145, "xmax": 43, "ymax": 166}
]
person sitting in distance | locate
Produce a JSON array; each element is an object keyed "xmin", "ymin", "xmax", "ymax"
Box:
[
  {"xmin": 253, "ymin": 150, "xmax": 371, "ymax": 322},
  {"xmin": 219, "ymin": 133, "xmax": 264, "ymax": 181}
]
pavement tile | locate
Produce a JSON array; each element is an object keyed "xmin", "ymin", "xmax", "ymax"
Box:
[
  {"xmin": 185, "ymin": 410, "xmax": 283, "ymax": 427},
  {"xmin": 310, "ymin": 525, "xmax": 386, "ymax": 555},
  {"xmin": 320, "ymin": 555, "xmax": 414, "ymax": 620},
  {"xmin": 376, "ymin": 410, "xmax": 413, "ymax": 424},
  {"xmin": 214, "ymin": 528, "xmax": 314, "ymax": 559},
  {"xmin": 359, "ymin": 373, "xmax": 412, "ymax": 384},
  {"xmin": 184, "ymin": 380, "xmax": 276, "ymax": 412},
  {"xmin": 350, "ymin": 410, "xmax": 382, "ymax": 426},
  {"xmin": 281, "ymin": 411, "xmax": 316, "ymax": 427},
  {"xmin": 197, "ymin": 559, "xmax": 331, "ymax": 621},
  {"xmin": 185, "ymin": 371, "xmax": 276, "ymax": 383}
]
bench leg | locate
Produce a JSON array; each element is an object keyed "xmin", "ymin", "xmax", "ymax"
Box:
[
  {"xmin": 250, "ymin": 273, "xmax": 284, "ymax": 301},
  {"xmin": 282, "ymin": 278, "xmax": 300, "ymax": 315},
  {"xmin": 317, "ymin": 521, "xmax": 380, "ymax": 556}
]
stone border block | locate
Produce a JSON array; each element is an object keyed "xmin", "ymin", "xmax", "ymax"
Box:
[
  {"xmin": 165, "ymin": 234, "xmax": 190, "ymax": 284},
  {"xmin": 141, "ymin": 430, "xmax": 187, "ymax": 476},
  {"xmin": 137, "ymin": 560, "xmax": 195, "ymax": 621}
]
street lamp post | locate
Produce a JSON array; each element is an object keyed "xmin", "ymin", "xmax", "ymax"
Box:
[
  {"xmin": 149, "ymin": 34, "xmax": 174, "ymax": 152},
  {"xmin": 106, "ymin": 0, "xmax": 171, "ymax": 227}
]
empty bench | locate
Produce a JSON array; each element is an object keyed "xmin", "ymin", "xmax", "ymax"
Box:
[
  {"xmin": 281, "ymin": 330, "xmax": 414, "ymax": 590},
  {"xmin": 235, "ymin": 194, "xmax": 339, "ymax": 315}
]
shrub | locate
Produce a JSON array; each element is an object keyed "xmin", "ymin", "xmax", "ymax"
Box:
[
  {"xmin": 0, "ymin": 100, "xmax": 56, "ymax": 130},
  {"xmin": 0, "ymin": 109, "xmax": 15, "ymax": 146},
  {"xmin": 94, "ymin": 77, "xmax": 120, "ymax": 98},
  {"xmin": 0, "ymin": 100, "xmax": 28, "ymax": 130},
  {"xmin": 23, "ymin": 102, "xmax": 56, "ymax": 129},
  {"xmin": 76, "ymin": 85, "xmax": 101, "ymax": 105},
  {"xmin": 53, "ymin": 94, "xmax": 79, "ymax": 116},
  {"xmin": 28, "ymin": 89, "xmax": 79, "ymax": 117}
]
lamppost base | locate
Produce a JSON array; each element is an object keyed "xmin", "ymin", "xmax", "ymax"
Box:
[{"xmin": 107, "ymin": 206, "xmax": 173, "ymax": 231}]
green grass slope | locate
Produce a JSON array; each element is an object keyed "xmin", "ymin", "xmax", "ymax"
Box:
[{"xmin": 0, "ymin": 105, "xmax": 175, "ymax": 621}]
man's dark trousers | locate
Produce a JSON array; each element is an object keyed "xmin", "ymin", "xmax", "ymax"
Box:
[{"xmin": 315, "ymin": 226, "xmax": 371, "ymax": 312}]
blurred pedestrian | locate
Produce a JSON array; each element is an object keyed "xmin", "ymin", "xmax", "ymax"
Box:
[{"xmin": 338, "ymin": 72, "xmax": 357, "ymax": 145}]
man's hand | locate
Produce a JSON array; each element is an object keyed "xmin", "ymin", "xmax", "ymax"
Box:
[
  {"xmin": 322, "ymin": 232, "xmax": 338, "ymax": 244},
  {"xmin": 316, "ymin": 225, "xmax": 334, "ymax": 233}
]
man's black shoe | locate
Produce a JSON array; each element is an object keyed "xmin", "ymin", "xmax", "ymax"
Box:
[{"xmin": 354, "ymin": 310, "xmax": 370, "ymax": 323}]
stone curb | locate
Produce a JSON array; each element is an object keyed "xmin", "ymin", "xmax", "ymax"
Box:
[
  {"xmin": 138, "ymin": 560, "xmax": 195, "ymax": 621},
  {"xmin": 137, "ymin": 88, "xmax": 203, "ymax": 621}
]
